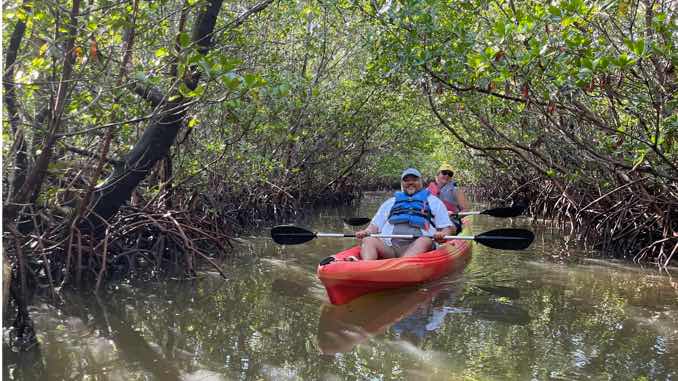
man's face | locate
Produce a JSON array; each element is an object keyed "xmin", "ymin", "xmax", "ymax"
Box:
[{"xmin": 401, "ymin": 175, "xmax": 422, "ymax": 195}]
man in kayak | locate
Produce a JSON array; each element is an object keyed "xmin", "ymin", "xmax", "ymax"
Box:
[
  {"xmin": 427, "ymin": 163, "xmax": 470, "ymax": 233},
  {"xmin": 355, "ymin": 168, "xmax": 454, "ymax": 260}
]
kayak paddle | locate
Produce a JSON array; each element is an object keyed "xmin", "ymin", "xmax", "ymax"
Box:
[{"xmin": 270, "ymin": 225, "xmax": 535, "ymax": 250}]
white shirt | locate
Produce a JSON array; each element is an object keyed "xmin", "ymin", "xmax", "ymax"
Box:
[{"xmin": 370, "ymin": 194, "xmax": 452, "ymax": 246}]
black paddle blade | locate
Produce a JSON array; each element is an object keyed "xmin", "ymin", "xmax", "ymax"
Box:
[
  {"xmin": 271, "ymin": 225, "xmax": 316, "ymax": 245},
  {"xmin": 482, "ymin": 205, "xmax": 526, "ymax": 218},
  {"xmin": 475, "ymin": 229, "xmax": 535, "ymax": 250},
  {"xmin": 343, "ymin": 217, "xmax": 371, "ymax": 226}
]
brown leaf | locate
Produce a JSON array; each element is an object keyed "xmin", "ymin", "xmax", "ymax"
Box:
[
  {"xmin": 584, "ymin": 79, "xmax": 595, "ymax": 92},
  {"xmin": 90, "ymin": 38, "xmax": 98, "ymax": 61},
  {"xmin": 521, "ymin": 84, "xmax": 529, "ymax": 98},
  {"xmin": 73, "ymin": 46, "xmax": 83, "ymax": 62}
]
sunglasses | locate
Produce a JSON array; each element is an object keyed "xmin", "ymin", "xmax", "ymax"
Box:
[{"xmin": 440, "ymin": 170, "xmax": 454, "ymax": 176}]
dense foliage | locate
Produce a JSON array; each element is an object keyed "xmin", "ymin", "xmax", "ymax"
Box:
[
  {"xmin": 1, "ymin": 0, "xmax": 447, "ymax": 346},
  {"xmin": 2, "ymin": 0, "xmax": 437, "ymax": 289},
  {"xmin": 364, "ymin": 0, "xmax": 676, "ymax": 263}
]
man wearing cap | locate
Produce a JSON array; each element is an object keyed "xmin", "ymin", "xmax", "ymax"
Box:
[{"xmin": 355, "ymin": 168, "xmax": 454, "ymax": 260}]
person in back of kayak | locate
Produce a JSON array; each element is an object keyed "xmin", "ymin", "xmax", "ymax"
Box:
[
  {"xmin": 355, "ymin": 168, "xmax": 454, "ymax": 260},
  {"xmin": 427, "ymin": 163, "xmax": 470, "ymax": 233}
]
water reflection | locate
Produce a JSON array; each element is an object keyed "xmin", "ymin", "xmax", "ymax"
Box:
[
  {"xmin": 3, "ymin": 193, "xmax": 678, "ymax": 380},
  {"xmin": 316, "ymin": 269, "xmax": 534, "ymax": 355},
  {"xmin": 317, "ymin": 281, "xmax": 460, "ymax": 354}
]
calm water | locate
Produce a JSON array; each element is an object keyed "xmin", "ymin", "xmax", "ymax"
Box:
[{"xmin": 4, "ymin": 193, "xmax": 678, "ymax": 380}]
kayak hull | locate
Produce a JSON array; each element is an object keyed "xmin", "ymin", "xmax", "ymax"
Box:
[{"xmin": 317, "ymin": 220, "xmax": 472, "ymax": 305}]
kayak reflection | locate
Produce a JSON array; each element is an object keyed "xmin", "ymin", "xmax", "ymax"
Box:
[
  {"xmin": 317, "ymin": 280, "xmax": 462, "ymax": 354},
  {"xmin": 317, "ymin": 278, "xmax": 532, "ymax": 354}
]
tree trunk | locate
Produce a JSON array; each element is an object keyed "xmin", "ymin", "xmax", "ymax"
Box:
[
  {"xmin": 82, "ymin": 0, "xmax": 224, "ymax": 230},
  {"xmin": 3, "ymin": 0, "xmax": 30, "ymax": 203}
]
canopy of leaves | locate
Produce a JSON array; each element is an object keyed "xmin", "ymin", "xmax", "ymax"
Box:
[
  {"xmin": 2, "ymin": 0, "xmax": 676, "ymax": 276},
  {"xmin": 363, "ymin": 0, "xmax": 677, "ymax": 262}
]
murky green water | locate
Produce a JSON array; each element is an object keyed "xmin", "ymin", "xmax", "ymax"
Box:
[{"xmin": 4, "ymin": 193, "xmax": 678, "ymax": 380}]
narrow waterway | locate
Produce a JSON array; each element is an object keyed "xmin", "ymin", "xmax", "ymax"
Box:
[{"xmin": 4, "ymin": 193, "xmax": 678, "ymax": 380}]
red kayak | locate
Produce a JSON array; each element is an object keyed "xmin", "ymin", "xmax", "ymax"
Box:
[{"xmin": 317, "ymin": 220, "xmax": 472, "ymax": 305}]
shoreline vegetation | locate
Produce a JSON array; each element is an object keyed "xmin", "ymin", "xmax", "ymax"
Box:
[{"xmin": 3, "ymin": 0, "xmax": 676, "ymax": 351}]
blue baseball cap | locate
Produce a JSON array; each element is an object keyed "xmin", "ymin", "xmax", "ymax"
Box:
[{"xmin": 400, "ymin": 168, "xmax": 422, "ymax": 180}]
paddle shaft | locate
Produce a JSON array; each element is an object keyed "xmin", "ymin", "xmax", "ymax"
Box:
[{"xmin": 317, "ymin": 232, "xmax": 476, "ymax": 240}]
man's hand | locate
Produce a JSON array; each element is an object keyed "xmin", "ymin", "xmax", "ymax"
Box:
[
  {"xmin": 433, "ymin": 231, "xmax": 447, "ymax": 243},
  {"xmin": 355, "ymin": 229, "xmax": 370, "ymax": 239},
  {"xmin": 433, "ymin": 227, "xmax": 453, "ymax": 243},
  {"xmin": 356, "ymin": 224, "xmax": 378, "ymax": 240}
]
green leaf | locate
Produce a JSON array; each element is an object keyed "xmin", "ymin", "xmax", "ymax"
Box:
[
  {"xmin": 222, "ymin": 73, "xmax": 241, "ymax": 90},
  {"xmin": 185, "ymin": 52, "xmax": 202, "ymax": 65},
  {"xmin": 199, "ymin": 60, "xmax": 212, "ymax": 77},
  {"xmin": 561, "ymin": 16, "xmax": 577, "ymax": 27},
  {"xmin": 548, "ymin": 6, "xmax": 561, "ymax": 17},
  {"xmin": 592, "ymin": 56, "xmax": 610, "ymax": 70},
  {"xmin": 494, "ymin": 21, "xmax": 507, "ymax": 37},
  {"xmin": 278, "ymin": 83, "xmax": 290, "ymax": 97},
  {"xmin": 632, "ymin": 39, "xmax": 646, "ymax": 56},
  {"xmin": 134, "ymin": 72, "xmax": 147, "ymax": 81},
  {"xmin": 219, "ymin": 57, "xmax": 242, "ymax": 72},
  {"xmin": 192, "ymin": 83, "xmax": 206, "ymax": 97},
  {"xmin": 178, "ymin": 32, "xmax": 190, "ymax": 48},
  {"xmin": 188, "ymin": 118, "xmax": 200, "ymax": 128},
  {"xmin": 155, "ymin": 47, "xmax": 169, "ymax": 58},
  {"xmin": 31, "ymin": 57, "xmax": 46, "ymax": 69},
  {"xmin": 17, "ymin": 7, "xmax": 28, "ymax": 21},
  {"xmin": 633, "ymin": 150, "xmax": 647, "ymax": 166},
  {"xmin": 179, "ymin": 82, "xmax": 192, "ymax": 97},
  {"xmin": 649, "ymin": 133, "xmax": 664, "ymax": 146},
  {"xmin": 624, "ymin": 38, "xmax": 646, "ymax": 56},
  {"xmin": 581, "ymin": 56, "xmax": 594, "ymax": 70},
  {"xmin": 614, "ymin": 52, "xmax": 636, "ymax": 68},
  {"xmin": 244, "ymin": 74, "xmax": 258, "ymax": 88}
]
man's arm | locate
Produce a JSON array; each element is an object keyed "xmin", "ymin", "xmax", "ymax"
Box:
[{"xmin": 356, "ymin": 198, "xmax": 393, "ymax": 238}]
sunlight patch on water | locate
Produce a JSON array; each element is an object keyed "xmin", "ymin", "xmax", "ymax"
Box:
[
  {"xmin": 181, "ymin": 369, "xmax": 227, "ymax": 381},
  {"xmin": 383, "ymin": 340, "xmax": 468, "ymax": 381}
]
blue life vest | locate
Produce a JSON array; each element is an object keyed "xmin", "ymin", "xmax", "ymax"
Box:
[{"xmin": 388, "ymin": 189, "xmax": 435, "ymax": 229}]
